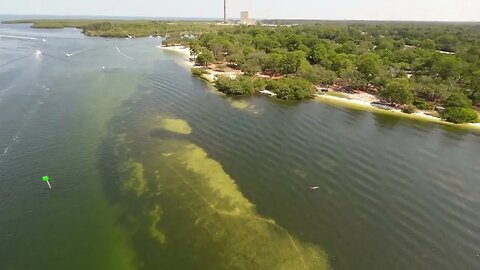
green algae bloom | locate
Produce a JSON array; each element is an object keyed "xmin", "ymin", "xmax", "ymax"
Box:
[
  {"xmin": 229, "ymin": 99, "xmax": 250, "ymax": 110},
  {"xmin": 148, "ymin": 205, "xmax": 166, "ymax": 244},
  {"xmin": 119, "ymin": 160, "xmax": 146, "ymax": 196},
  {"xmin": 159, "ymin": 118, "xmax": 192, "ymax": 134},
  {"xmin": 227, "ymin": 98, "xmax": 261, "ymax": 114},
  {"xmin": 106, "ymin": 113, "xmax": 330, "ymax": 269}
]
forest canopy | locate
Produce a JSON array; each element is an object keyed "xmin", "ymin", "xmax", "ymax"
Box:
[
  {"xmin": 5, "ymin": 19, "xmax": 478, "ymax": 123},
  {"xmin": 164, "ymin": 21, "xmax": 480, "ymax": 122}
]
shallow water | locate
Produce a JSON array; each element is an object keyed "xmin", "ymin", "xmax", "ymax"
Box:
[{"xmin": 1, "ymin": 23, "xmax": 479, "ymax": 270}]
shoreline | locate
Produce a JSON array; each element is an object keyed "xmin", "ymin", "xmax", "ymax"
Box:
[
  {"xmin": 161, "ymin": 45, "xmax": 480, "ymax": 132},
  {"xmin": 316, "ymin": 94, "xmax": 480, "ymax": 131}
]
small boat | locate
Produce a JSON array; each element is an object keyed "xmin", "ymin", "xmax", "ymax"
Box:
[
  {"xmin": 259, "ymin": 90, "xmax": 277, "ymax": 97},
  {"xmin": 309, "ymin": 186, "xmax": 320, "ymax": 191}
]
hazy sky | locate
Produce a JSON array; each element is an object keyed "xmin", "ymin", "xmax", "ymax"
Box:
[{"xmin": 2, "ymin": 0, "xmax": 480, "ymax": 21}]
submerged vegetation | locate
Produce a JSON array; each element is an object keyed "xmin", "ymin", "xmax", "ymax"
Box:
[
  {"xmin": 102, "ymin": 108, "xmax": 330, "ymax": 269},
  {"xmin": 158, "ymin": 117, "xmax": 192, "ymax": 134}
]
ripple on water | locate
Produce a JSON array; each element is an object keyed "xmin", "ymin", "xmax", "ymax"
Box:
[
  {"xmin": 101, "ymin": 60, "xmax": 480, "ymax": 270},
  {"xmin": 104, "ymin": 113, "xmax": 330, "ymax": 270}
]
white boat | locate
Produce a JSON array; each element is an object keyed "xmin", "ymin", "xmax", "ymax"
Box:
[{"xmin": 259, "ymin": 90, "xmax": 277, "ymax": 97}]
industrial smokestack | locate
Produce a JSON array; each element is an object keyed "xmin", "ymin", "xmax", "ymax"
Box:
[{"xmin": 224, "ymin": 0, "xmax": 227, "ymax": 23}]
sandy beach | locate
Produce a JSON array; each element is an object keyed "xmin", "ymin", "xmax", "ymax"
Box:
[
  {"xmin": 159, "ymin": 45, "xmax": 195, "ymax": 68},
  {"xmin": 159, "ymin": 45, "xmax": 241, "ymax": 81},
  {"xmin": 161, "ymin": 45, "xmax": 479, "ymax": 131},
  {"xmin": 316, "ymin": 94, "xmax": 480, "ymax": 131}
]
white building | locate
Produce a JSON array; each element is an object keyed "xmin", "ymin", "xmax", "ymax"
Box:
[{"xmin": 240, "ymin": 11, "xmax": 254, "ymax": 25}]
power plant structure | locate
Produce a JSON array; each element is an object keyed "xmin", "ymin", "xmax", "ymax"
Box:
[
  {"xmin": 224, "ymin": 0, "xmax": 227, "ymax": 23},
  {"xmin": 222, "ymin": 1, "xmax": 254, "ymax": 25}
]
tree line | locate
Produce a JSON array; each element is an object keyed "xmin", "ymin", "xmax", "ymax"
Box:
[
  {"xmin": 165, "ymin": 22, "xmax": 480, "ymax": 123},
  {"xmin": 8, "ymin": 19, "xmax": 477, "ymax": 123}
]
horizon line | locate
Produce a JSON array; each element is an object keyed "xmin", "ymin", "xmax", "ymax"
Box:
[{"xmin": 1, "ymin": 13, "xmax": 480, "ymax": 23}]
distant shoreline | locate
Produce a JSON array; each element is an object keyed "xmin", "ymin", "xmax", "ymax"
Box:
[
  {"xmin": 3, "ymin": 16, "xmax": 480, "ymax": 24},
  {"xmin": 161, "ymin": 45, "xmax": 480, "ymax": 132},
  {"xmin": 2, "ymin": 20, "xmax": 479, "ymax": 131}
]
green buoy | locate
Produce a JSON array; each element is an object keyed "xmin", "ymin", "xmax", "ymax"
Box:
[{"xmin": 42, "ymin": 176, "xmax": 52, "ymax": 189}]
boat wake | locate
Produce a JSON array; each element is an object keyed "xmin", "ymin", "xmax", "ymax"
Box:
[
  {"xmin": 0, "ymin": 86, "xmax": 13, "ymax": 101},
  {"xmin": 37, "ymin": 85, "xmax": 51, "ymax": 104},
  {"xmin": 115, "ymin": 46, "xmax": 134, "ymax": 61},
  {"xmin": 65, "ymin": 49, "xmax": 89, "ymax": 57},
  {"xmin": 0, "ymin": 52, "xmax": 37, "ymax": 68},
  {"xmin": 0, "ymin": 146, "xmax": 8, "ymax": 157},
  {"xmin": 0, "ymin": 85, "xmax": 50, "ymax": 160},
  {"xmin": 0, "ymin": 34, "xmax": 38, "ymax": 40},
  {"xmin": 0, "ymin": 133, "xmax": 21, "ymax": 159}
]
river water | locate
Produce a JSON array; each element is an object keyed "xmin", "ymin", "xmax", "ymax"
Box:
[{"xmin": 0, "ymin": 23, "xmax": 479, "ymax": 270}]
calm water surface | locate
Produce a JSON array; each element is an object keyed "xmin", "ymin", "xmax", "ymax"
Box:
[{"xmin": 0, "ymin": 24, "xmax": 479, "ymax": 270}]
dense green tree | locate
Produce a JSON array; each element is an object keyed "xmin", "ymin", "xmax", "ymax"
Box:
[
  {"xmin": 226, "ymin": 52, "xmax": 245, "ymax": 67},
  {"xmin": 214, "ymin": 76, "xmax": 259, "ymax": 95},
  {"xmin": 241, "ymin": 59, "xmax": 262, "ymax": 76},
  {"xmin": 357, "ymin": 41, "xmax": 375, "ymax": 53},
  {"xmin": 266, "ymin": 78, "xmax": 315, "ymax": 100},
  {"xmin": 393, "ymin": 48, "xmax": 417, "ymax": 65},
  {"xmin": 196, "ymin": 49, "xmax": 215, "ymax": 67},
  {"xmin": 191, "ymin": 67, "xmax": 207, "ymax": 77},
  {"xmin": 441, "ymin": 92, "xmax": 478, "ymax": 123},
  {"xmin": 376, "ymin": 37, "xmax": 395, "ymax": 51},
  {"xmin": 253, "ymin": 35, "xmax": 281, "ymax": 53},
  {"xmin": 241, "ymin": 51, "xmax": 266, "ymax": 75},
  {"xmin": 381, "ymin": 78, "xmax": 414, "ymax": 104},
  {"xmin": 356, "ymin": 53, "xmax": 383, "ymax": 82},
  {"xmin": 402, "ymin": 104, "xmax": 417, "ymax": 114},
  {"xmin": 295, "ymin": 62, "xmax": 338, "ymax": 85},
  {"xmin": 150, "ymin": 21, "xmax": 480, "ymax": 107},
  {"xmin": 262, "ymin": 53, "xmax": 283, "ymax": 76},
  {"xmin": 280, "ymin": 51, "xmax": 304, "ymax": 75},
  {"xmin": 412, "ymin": 76, "xmax": 451, "ymax": 103},
  {"xmin": 413, "ymin": 98, "xmax": 435, "ymax": 110},
  {"xmin": 336, "ymin": 41, "xmax": 357, "ymax": 54},
  {"xmin": 331, "ymin": 53, "xmax": 354, "ymax": 73},
  {"xmin": 394, "ymin": 39, "xmax": 406, "ymax": 50},
  {"xmin": 208, "ymin": 37, "xmax": 233, "ymax": 61},
  {"xmin": 307, "ymin": 43, "xmax": 333, "ymax": 68},
  {"xmin": 285, "ymin": 35, "xmax": 303, "ymax": 51},
  {"xmin": 420, "ymin": 39, "xmax": 436, "ymax": 50},
  {"xmin": 464, "ymin": 70, "xmax": 480, "ymax": 106},
  {"xmin": 436, "ymin": 34, "xmax": 458, "ymax": 52},
  {"xmin": 301, "ymin": 34, "xmax": 320, "ymax": 48},
  {"xmin": 463, "ymin": 46, "xmax": 480, "ymax": 63},
  {"xmin": 444, "ymin": 92, "xmax": 472, "ymax": 108},
  {"xmin": 189, "ymin": 41, "xmax": 201, "ymax": 61},
  {"xmin": 442, "ymin": 107, "xmax": 478, "ymax": 123},
  {"xmin": 431, "ymin": 55, "xmax": 462, "ymax": 80}
]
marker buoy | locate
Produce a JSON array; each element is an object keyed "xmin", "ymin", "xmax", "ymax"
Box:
[{"xmin": 42, "ymin": 176, "xmax": 52, "ymax": 189}]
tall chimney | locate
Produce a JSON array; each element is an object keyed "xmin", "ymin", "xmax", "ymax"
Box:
[{"xmin": 224, "ymin": 0, "xmax": 227, "ymax": 23}]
